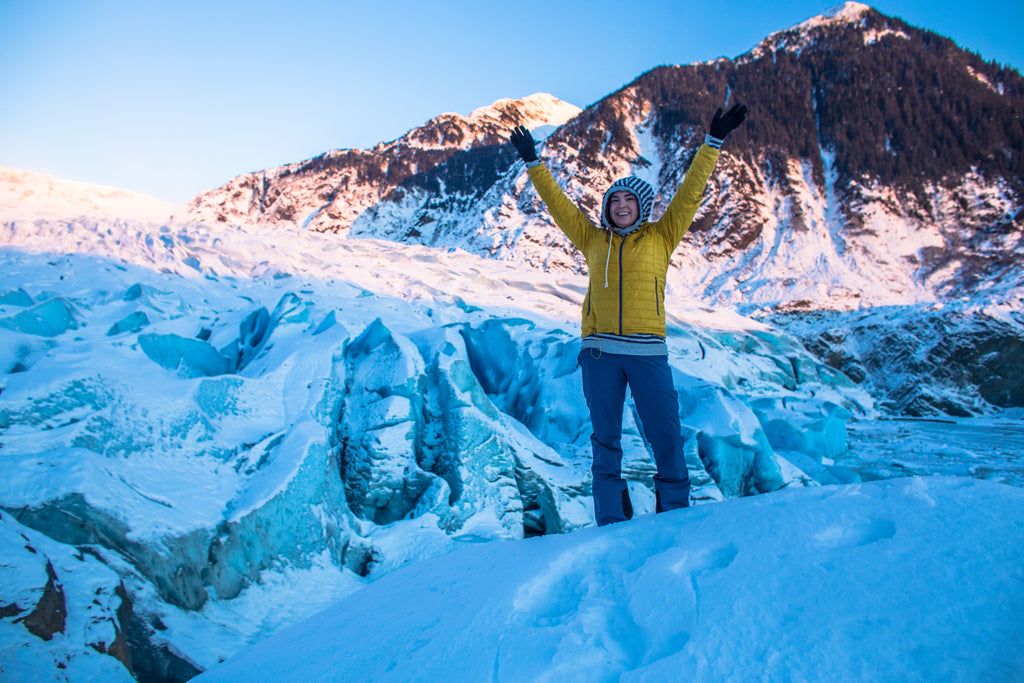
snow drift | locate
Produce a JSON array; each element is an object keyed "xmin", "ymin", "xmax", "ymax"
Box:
[{"xmin": 194, "ymin": 477, "xmax": 1024, "ymax": 682}]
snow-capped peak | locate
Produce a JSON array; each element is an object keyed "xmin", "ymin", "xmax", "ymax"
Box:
[
  {"xmin": 741, "ymin": 1, "xmax": 873, "ymax": 61},
  {"xmin": 385, "ymin": 93, "xmax": 581, "ymax": 152},
  {"xmin": 797, "ymin": 1, "xmax": 873, "ymax": 32},
  {"xmin": 466, "ymin": 92, "xmax": 581, "ymax": 130}
]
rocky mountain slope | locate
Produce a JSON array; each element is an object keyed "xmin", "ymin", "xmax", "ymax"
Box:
[
  {"xmin": 180, "ymin": 2, "xmax": 1023, "ymax": 312},
  {"xmin": 766, "ymin": 302, "xmax": 1024, "ymax": 416},
  {"xmin": 178, "ymin": 93, "xmax": 579, "ymax": 235}
]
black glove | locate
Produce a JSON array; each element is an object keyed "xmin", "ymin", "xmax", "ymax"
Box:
[
  {"xmin": 510, "ymin": 126, "xmax": 538, "ymax": 163},
  {"xmin": 709, "ymin": 104, "xmax": 748, "ymax": 140}
]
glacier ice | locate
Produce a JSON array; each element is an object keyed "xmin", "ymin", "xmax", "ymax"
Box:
[
  {"xmin": 674, "ymin": 372, "xmax": 784, "ymax": 497},
  {"xmin": 106, "ymin": 310, "xmax": 150, "ymax": 336},
  {"xmin": 0, "ymin": 236, "xmax": 890, "ymax": 676},
  {"xmin": 340, "ymin": 318, "xmax": 435, "ymax": 525},
  {"xmin": 0, "ymin": 297, "xmax": 80, "ymax": 337},
  {"xmin": 0, "ymin": 287, "xmax": 34, "ymax": 307},
  {"xmin": 139, "ymin": 332, "xmax": 235, "ymax": 377},
  {"xmin": 749, "ymin": 395, "xmax": 850, "ymax": 461},
  {"xmin": 221, "ymin": 306, "xmax": 274, "ymax": 371}
]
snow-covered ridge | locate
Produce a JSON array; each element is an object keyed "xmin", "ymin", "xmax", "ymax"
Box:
[
  {"xmin": 469, "ymin": 92, "xmax": 580, "ymax": 122},
  {"xmin": 381, "ymin": 92, "xmax": 580, "ymax": 152},
  {"xmin": 466, "ymin": 93, "xmax": 581, "ymax": 138},
  {"xmin": 0, "ymin": 166, "xmax": 179, "ymax": 222},
  {"xmin": 797, "ymin": 1, "xmax": 872, "ymax": 32},
  {"xmin": 177, "ymin": 92, "xmax": 580, "ymax": 231},
  {"xmin": 741, "ymin": 1, "xmax": 873, "ymax": 60}
]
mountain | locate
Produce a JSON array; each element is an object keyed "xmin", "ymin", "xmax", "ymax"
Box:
[
  {"xmin": 0, "ymin": 167, "xmax": 178, "ymax": 222},
  {"xmin": 178, "ymin": 93, "xmax": 580, "ymax": 233},
  {"xmin": 180, "ymin": 1, "xmax": 1024, "ymax": 312}
]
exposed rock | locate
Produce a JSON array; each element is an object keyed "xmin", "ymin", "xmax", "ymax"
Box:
[
  {"xmin": 770, "ymin": 305, "xmax": 1024, "ymax": 415},
  {"xmin": 21, "ymin": 561, "xmax": 66, "ymax": 641}
]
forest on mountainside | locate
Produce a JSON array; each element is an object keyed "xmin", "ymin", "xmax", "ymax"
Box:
[{"xmin": 561, "ymin": 8, "xmax": 1023, "ymax": 204}]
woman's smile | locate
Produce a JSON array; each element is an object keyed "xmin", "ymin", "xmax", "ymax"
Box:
[{"xmin": 608, "ymin": 190, "xmax": 639, "ymax": 228}]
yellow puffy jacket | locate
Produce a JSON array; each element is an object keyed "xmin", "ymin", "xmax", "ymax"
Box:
[{"xmin": 526, "ymin": 143, "xmax": 720, "ymax": 338}]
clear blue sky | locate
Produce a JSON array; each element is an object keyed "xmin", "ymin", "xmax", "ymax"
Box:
[{"xmin": 1, "ymin": 0, "xmax": 1021, "ymax": 205}]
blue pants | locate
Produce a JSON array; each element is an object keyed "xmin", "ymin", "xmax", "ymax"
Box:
[{"xmin": 579, "ymin": 351, "xmax": 691, "ymax": 526}]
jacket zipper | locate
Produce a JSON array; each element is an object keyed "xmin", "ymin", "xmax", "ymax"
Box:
[
  {"xmin": 655, "ymin": 277, "xmax": 660, "ymax": 316},
  {"xmin": 618, "ymin": 237, "xmax": 625, "ymax": 334}
]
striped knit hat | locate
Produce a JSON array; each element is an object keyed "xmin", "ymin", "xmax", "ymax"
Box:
[{"xmin": 601, "ymin": 176, "xmax": 655, "ymax": 235}]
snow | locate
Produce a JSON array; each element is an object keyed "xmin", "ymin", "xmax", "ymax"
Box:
[
  {"xmin": 468, "ymin": 93, "xmax": 581, "ymax": 132},
  {"xmin": 0, "ymin": 511, "xmax": 137, "ymax": 682},
  {"xmin": 195, "ymin": 477, "xmax": 1024, "ymax": 682},
  {"xmin": 863, "ymin": 27, "xmax": 911, "ymax": 46},
  {"xmin": 739, "ymin": 2, "xmax": 872, "ymax": 63},
  {"xmin": 0, "ymin": 167, "xmax": 178, "ymax": 222},
  {"xmin": 793, "ymin": 2, "xmax": 871, "ymax": 34},
  {"xmin": 392, "ymin": 93, "xmax": 581, "ymax": 152},
  {"xmin": 2, "ymin": 168, "xmax": 1023, "ymax": 681}
]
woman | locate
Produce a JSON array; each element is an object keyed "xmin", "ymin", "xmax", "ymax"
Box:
[{"xmin": 509, "ymin": 104, "xmax": 747, "ymax": 525}]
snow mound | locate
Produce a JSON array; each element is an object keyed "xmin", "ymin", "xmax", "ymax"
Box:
[
  {"xmin": 197, "ymin": 477, "xmax": 1024, "ymax": 682},
  {"xmin": 0, "ymin": 167, "xmax": 178, "ymax": 222}
]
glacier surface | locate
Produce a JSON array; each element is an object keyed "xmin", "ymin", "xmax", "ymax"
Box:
[{"xmin": 1, "ymin": 214, "xmax": 1021, "ymax": 681}]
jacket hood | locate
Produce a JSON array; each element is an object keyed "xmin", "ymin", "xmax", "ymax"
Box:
[{"xmin": 601, "ymin": 176, "xmax": 655, "ymax": 235}]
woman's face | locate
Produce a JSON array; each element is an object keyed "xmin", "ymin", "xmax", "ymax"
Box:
[{"xmin": 608, "ymin": 190, "xmax": 639, "ymax": 228}]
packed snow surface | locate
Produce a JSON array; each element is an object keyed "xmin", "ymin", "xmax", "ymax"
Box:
[{"xmin": 197, "ymin": 477, "xmax": 1024, "ymax": 682}]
